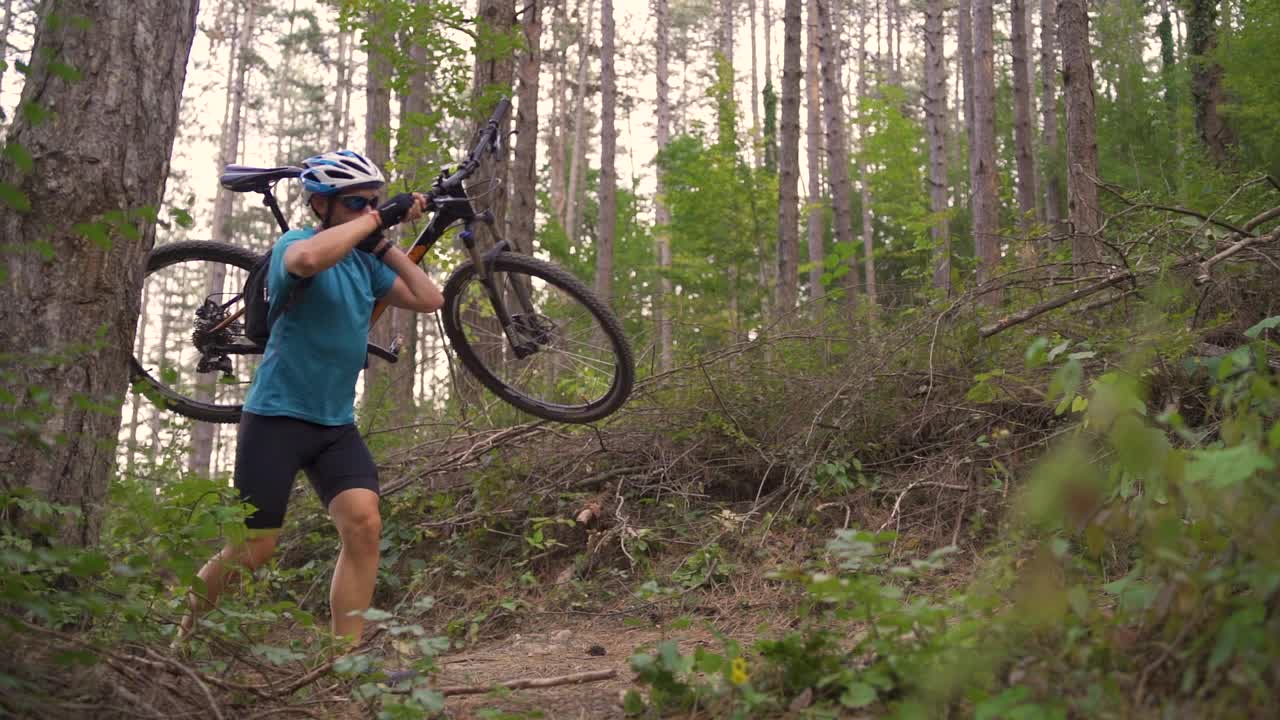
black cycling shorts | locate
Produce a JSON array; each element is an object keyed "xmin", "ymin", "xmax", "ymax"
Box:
[{"xmin": 235, "ymin": 411, "xmax": 380, "ymax": 529}]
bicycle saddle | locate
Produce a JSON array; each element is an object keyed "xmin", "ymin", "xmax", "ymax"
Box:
[{"xmin": 219, "ymin": 164, "xmax": 303, "ymax": 193}]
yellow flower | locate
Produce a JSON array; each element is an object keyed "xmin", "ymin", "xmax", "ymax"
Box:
[{"xmin": 729, "ymin": 656, "xmax": 749, "ymax": 686}]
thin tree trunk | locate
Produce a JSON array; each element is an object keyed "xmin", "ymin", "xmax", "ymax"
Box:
[
  {"xmin": 775, "ymin": 0, "xmax": 802, "ymax": 313},
  {"xmin": 719, "ymin": 0, "xmax": 734, "ymax": 62},
  {"xmin": 1185, "ymin": 0, "xmax": 1234, "ymax": 163},
  {"xmin": 0, "ymin": 0, "xmax": 199, "ymax": 544},
  {"xmin": 763, "ymin": 0, "xmax": 777, "ymax": 172},
  {"xmin": 749, "ymin": 0, "xmax": 760, "ymax": 148},
  {"xmin": 1039, "ymin": 0, "xmax": 1064, "ymax": 231},
  {"xmin": 0, "ymin": 0, "xmax": 13, "ymax": 101},
  {"xmin": 1010, "ymin": 0, "xmax": 1038, "ymax": 236},
  {"xmin": 547, "ymin": 0, "xmax": 568, "ymax": 229},
  {"xmin": 819, "ymin": 0, "xmax": 861, "ymax": 307},
  {"xmin": 150, "ymin": 275, "xmax": 172, "ymax": 455},
  {"xmin": 330, "ymin": 29, "xmax": 349, "ymax": 149},
  {"xmin": 564, "ymin": 0, "xmax": 595, "ymax": 247},
  {"xmin": 597, "ymin": 0, "xmax": 616, "ymax": 303},
  {"xmin": 971, "ymin": 0, "xmax": 1000, "ymax": 305},
  {"xmin": 1057, "ymin": 0, "xmax": 1103, "ymax": 270},
  {"xmin": 192, "ymin": 0, "xmax": 258, "ymax": 475},
  {"xmin": 362, "ymin": 8, "xmax": 395, "ymax": 416},
  {"xmin": 805, "ymin": 0, "xmax": 824, "ymax": 299},
  {"xmin": 958, "ymin": 0, "xmax": 975, "ymax": 153},
  {"xmin": 854, "ymin": 3, "xmax": 873, "ymax": 308},
  {"xmin": 126, "ymin": 285, "xmax": 149, "ymax": 475},
  {"xmin": 511, "ymin": 0, "xmax": 541, "ymax": 256},
  {"xmin": 654, "ymin": 0, "xmax": 674, "ymax": 370},
  {"xmin": 925, "ymin": 0, "xmax": 950, "ymax": 292}
]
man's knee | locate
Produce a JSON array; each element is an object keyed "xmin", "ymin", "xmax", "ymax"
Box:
[
  {"xmin": 226, "ymin": 532, "xmax": 278, "ymax": 570},
  {"xmin": 335, "ymin": 503, "xmax": 381, "ymax": 552}
]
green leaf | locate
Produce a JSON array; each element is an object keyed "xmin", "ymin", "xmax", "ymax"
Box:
[
  {"xmin": 74, "ymin": 222, "xmax": 111, "ymax": 250},
  {"xmin": 1025, "ymin": 337, "xmax": 1050, "ymax": 369},
  {"xmin": 358, "ymin": 607, "xmax": 394, "ymax": 621},
  {"xmin": 19, "ymin": 102, "xmax": 51, "ymax": 127},
  {"xmin": 1185, "ymin": 444, "xmax": 1275, "ymax": 488},
  {"xmin": 622, "ymin": 689, "xmax": 647, "ymax": 715},
  {"xmin": 1244, "ymin": 315, "xmax": 1280, "ymax": 339},
  {"xmin": 3, "ymin": 142, "xmax": 33, "ymax": 173},
  {"xmin": 0, "ymin": 182, "xmax": 30, "ymax": 211},
  {"xmin": 172, "ymin": 207, "xmax": 194, "ymax": 228},
  {"xmin": 840, "ymin": 681, "xmax": 876, "ymax": 708},
  {"xmin": 47, "ymin": 61, "xmax": 82, "ymax": 82}
]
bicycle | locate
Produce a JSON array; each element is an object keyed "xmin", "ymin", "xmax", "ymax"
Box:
[{"xmin": 129, "ymin": 99, "xmax": 634, "ymax": 425}]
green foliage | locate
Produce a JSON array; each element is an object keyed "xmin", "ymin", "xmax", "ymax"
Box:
[{"xmin": 1218, "ymin": 0, "xmax": 1280, "ymax": 177}]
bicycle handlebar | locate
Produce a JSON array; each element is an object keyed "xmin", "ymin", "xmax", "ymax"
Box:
[{"xmin": 427, "ymin": 97, "xmax": 512, "ymax": 199}]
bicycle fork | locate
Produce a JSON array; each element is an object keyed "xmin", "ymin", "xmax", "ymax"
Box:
[{"xmin": 457, "ymin": 211, "xmax": 543, "ymax": 359}]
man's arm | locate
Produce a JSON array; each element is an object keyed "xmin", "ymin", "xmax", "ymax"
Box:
[
  {"xmin": 283, "ymin": 213, "xmax": 381, "ymax": 278},
  {"xmin": 380, "ymin": 249, "xmax": 444, "ymax": 313}
]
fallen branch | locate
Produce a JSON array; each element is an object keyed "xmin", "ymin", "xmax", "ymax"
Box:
[
  {"xmin": 979, "ymin": 271, "xmax": 1135, "ymax": 338},
  {"xmin": 426, "ymin": 669, "xmax": 618, "ymax": 697}
]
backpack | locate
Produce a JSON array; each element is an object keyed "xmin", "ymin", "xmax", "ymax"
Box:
[{"xmin": 243, "ymin": 249, "xmax": 310, "ymax": 345}]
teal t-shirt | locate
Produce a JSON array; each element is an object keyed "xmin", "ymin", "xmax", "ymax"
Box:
[{"xmin": 243, "ymin": 228, "xmax": 398, "ymax": 425}]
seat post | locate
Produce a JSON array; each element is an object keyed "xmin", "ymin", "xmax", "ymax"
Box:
[{"xmin": 261, "ymin": 189, "xmax": 290, "ymax": 233}]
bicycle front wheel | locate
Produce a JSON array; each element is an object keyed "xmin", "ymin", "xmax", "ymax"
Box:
[
  {"xmin": 129, "ymin": 240, "xmax": 264, "ymax": 424},
  {"xmin": 440, "ymin": 253, "xmax": 634, "ymax": 423}
]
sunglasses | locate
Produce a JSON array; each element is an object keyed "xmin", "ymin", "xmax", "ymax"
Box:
[{"xmin": 338, "ymin": 194, "xmax": 380, "ymax": 211}]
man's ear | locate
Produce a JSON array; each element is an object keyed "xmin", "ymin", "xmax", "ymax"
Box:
[{"xmin": 308, "ymin": 195, "xmax": 326, "ymax": 219}]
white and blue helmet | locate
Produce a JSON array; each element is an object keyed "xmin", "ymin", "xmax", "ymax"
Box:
[{"xmin": 299, "ymin": 149, "xmax": 385, "ymax": 196}]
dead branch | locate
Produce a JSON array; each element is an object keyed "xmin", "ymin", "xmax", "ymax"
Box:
[
  {"xmin": 402, "ymin": 669, "xmax": 620, "ymax": 697},
  {"xmin": 979, "ymin": 271, "xmax": 1136, "ymax": 337}
]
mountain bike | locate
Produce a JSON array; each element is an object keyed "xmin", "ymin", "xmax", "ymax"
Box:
[{"xmin": 129, "ymin": 99, "xmax": 634, "ymax": 424}]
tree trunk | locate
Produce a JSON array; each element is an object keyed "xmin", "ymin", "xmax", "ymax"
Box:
[
  {"xmin": 924, "ymin": 0, "xmax": 950, "ymax": 292},
  {"xmin": 1185, "ymin": 0, "xmax": 1234, "ymax": 163},
  {"xmin": 763, "ymin": 0, "xmax": 778, "ymax": 173},
  {"xmin": 749, "ymin": 0, "xmax": 760, "ymax": 154},
  {"xmin": 596, "ymin": 0, "xmax": 616, "ymax": 303},
  {"xmin": 511, "ymin": 0, "xmax": 541, "ymax": 256},
  {"xmin": 1057, "ymin": 0, "xmax": 1103, "ymax": 269},
  {"xmin": 564, "ymin": 0, "xmax": 595, "ymax": 248},
  {"xmin": 805, "ymin": 0, "xmax": 824, "ymax": 299},
  {"xmin": 719, "ymin": 0, "xmax": 734, "ymax": 63},
  {"xmin": 775, "ymin": 0, "xmax": 802, "ymax": 312},
  {"xmin": 330, "ymin": 29, "xmax": 350, "ymax": 149},
  {"xmin": 1010, "ymin": 0, "xmax": 1038, "ymax": 236},
  {"xmin": 819, "ymin": 0, "xmax": 861, "ymax": 307},
  {"xmin": 0, "ymin": 0, "xmax": 13, "ymax": 101},
  {"xmin": 971, "ymin": 0, "xmax": 1000, "ymax": 305},
  {"xmin": 126, "ymin": 286, "xmax": 149, "ymax": 475},
  {"xmin": 362, "ymin": 8, "xmax": 396, "ymax": 416},
  {"xmin": 547, "ymin": 0, "xmax": 568, "ymax": 229},
  {"xmin": 958, "ymin": 0, "xmax": 975, "ymax": 154},
  {"xmin": 191, "ymin": 0, "xmax": 258, "ymax": 475},
  {"xmin": 0, "ymin": 0, "xmax": 198, "ymax": 545},
  {"xmin": 654, "ymin": 0, "xmax": 674, "ymax": 370},
  {"xmin": 1039, "ymin": 0, "xmax": 1064, "ymax": 231}
]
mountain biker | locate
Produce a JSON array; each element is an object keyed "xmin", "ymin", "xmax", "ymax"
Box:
[{"xmin": 180, "ymin": 149, "xmax": 443, "ymax": 645}]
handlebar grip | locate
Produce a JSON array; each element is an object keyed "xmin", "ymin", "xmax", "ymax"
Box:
[{"xmin": 491, "ymin": 97, "xmax": 512, "ymax": 126}]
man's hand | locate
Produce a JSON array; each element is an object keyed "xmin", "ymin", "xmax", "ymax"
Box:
[{"xmin": 375, "ymin": 192, "xmax": 429, "ymax": 229}]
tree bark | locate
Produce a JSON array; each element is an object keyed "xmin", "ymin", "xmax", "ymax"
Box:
[
  {"xmin": 654, "ymin": 0, "xmax": 674, "ymax": 370},
  {"xmin": 804, "ymin": 0, "xmax": 823, "ymax": 299},
  {"xmin": 971, "ymin": 0, "xmax": 1001, "ymax": 304},
  {"xmin": 0, "ymin": 0, "xmax": 199, "ymax": 545},
  {"xmin": 511, "ymin": 0, "xmax": 541, "ymax": 257},
  {"xmin": 1185, "ymin": 0, "xmax": 1234, "ymax": 163},
  {"xmin": 596, "ymin": 0, "xmax": 616, "ymax": 303},
  {"xmin": 749, "ymin": 0, "xmax": 760, "ymax": 155},
  {"xmin": 924, "ymin": 0, "xmax": 950, "ymax": 292},
  {"xmin": 564, "ymin": 0, "xmax": 595, "ymax": 247},
  {"xmin": 775, "ymin": 0, "xmax": 802, "ymax": 312},
  {"xmin": 1057, "ymin": 0, "xmax": 1103, "ymax": 269},
  {"xmin": 191, "ymin": 0, "xmax": 258, "ymax": 476},
  {"xmin": 1039, "ymin": 0, "xmax": 1064, "ymax": 231},
  {"xmin": 362, "ymin": 7, "xmax": 396, "ymax": 415},
  {"xmin": 819, "ymin": 0, "xmax": 861, "ymax": 306},
  {"xmin": 958, "ymin": 0, "xmax": 975, "ymax": 153},
  {"xmin": 1010, "ymin": 0, "xmax": 1038, "ymax": 235},
  {"xmin": 546, "ymin": 0, "xmax": 568, "ymax": 229}
]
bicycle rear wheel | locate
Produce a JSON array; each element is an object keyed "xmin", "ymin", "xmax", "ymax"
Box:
[
  {"xmin": 129, "ymin": 240, "xmax": 263, "ymax": 424},
  {"xmin": 440, "ymin": 252, "xmax": 634, "ymax": 423}
]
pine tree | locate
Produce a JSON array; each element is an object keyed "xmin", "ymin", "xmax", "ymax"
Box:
[{"xmin": 775, "ymin": 0, "xmax": 802, "ymax": 312}]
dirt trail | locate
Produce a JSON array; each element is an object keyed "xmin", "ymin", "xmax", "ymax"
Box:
[{"xmin": 431, "ymin": 615, "xmax": 739, "ymax": 718}]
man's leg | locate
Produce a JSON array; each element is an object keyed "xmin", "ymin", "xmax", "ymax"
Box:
[
  {"xmin": 180, "ymin": 531, "xmax": 280, "ymax": 635},
  {"xmin": 327, "ymin": 488, "xmax": 382, "ymax": 642}
]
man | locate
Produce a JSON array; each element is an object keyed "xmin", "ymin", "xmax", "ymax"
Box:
[{"xmin": 181, "ymin": 149, "xmax": 443, "ymax": 644}]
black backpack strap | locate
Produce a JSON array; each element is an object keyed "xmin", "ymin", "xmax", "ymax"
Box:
[{"xmin": 266, "ymin": 276, "xmax": 313, "ymax": 331}]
